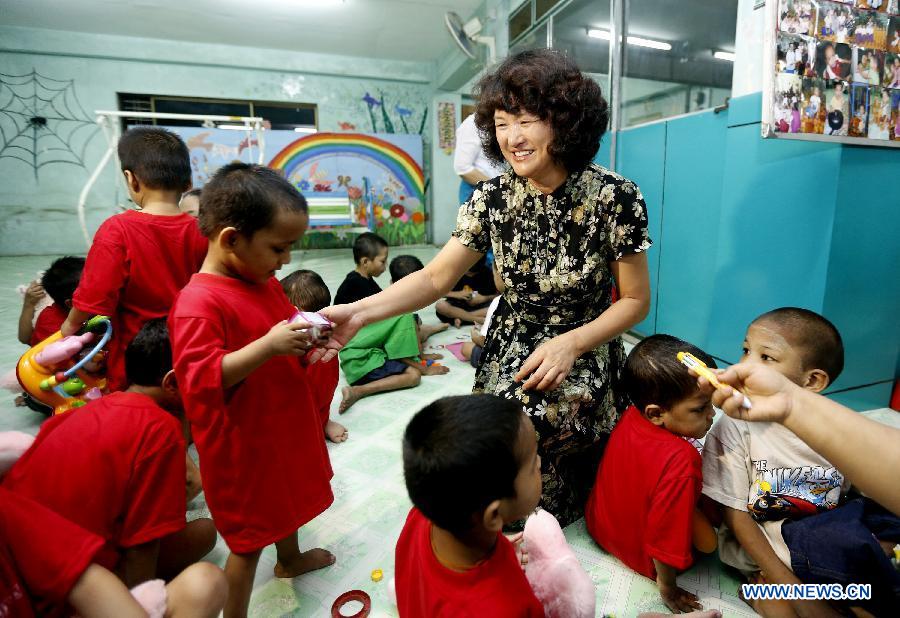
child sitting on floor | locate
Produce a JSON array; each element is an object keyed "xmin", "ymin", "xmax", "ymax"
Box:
[
  {"xmin": 169, "ymin": 163, "xmax": 335, "ymax": 618},
  {"xmin": 61, "ymin": 127, "xmax": 207, "ymax": 391},
  {"xmin": 586, "ymin": 334, "xmax": 717, "ymax": 614},
  {"xmin": 281, "ymin": 268, "xmax": 348, "ymax": 443},
  {"xmin": 435, "ymin": 253, "xmax": 499, "ymax": 327},
  {"xmin": 334, "ymin": 232, "xmax": 388, "ymax": 305},
  {"xmin": 18, "ymin": 256, "xmax": 85, "ymax": 347},
  {"xmin": 703, "ymin": 307, "xmax": 900, "ymax": 617},
  {"xmin": 0, "ymin": 487, "xmax": 226, "ymax": 618},
  {"xmin": 459, "ymin": 264, "xmax": 505, "ymax": 367},
  {"xmin": 395, "ymin": 394, "xmax": 544, "ymax": 616},
  {"xmin": 2, "ymin": 319, "xmax": 216, "ymax": 586},
  {"xmin": 389, "ymin": 254, "xmax": 449, "ymax": 346}
]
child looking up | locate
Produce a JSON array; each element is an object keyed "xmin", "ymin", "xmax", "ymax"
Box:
[
  {"xmin": 586, "ymin": 334, "xmax": 717, "ymax": 614},
  {"xmin": 18, "ymin": 256, "xmax": 84, "ymax": 346},
  {"xmin": 334, "ymin": 232, "xmax": 388, "ymax": 305},
  {"xmin": 2, "ymin": 319, "xmax": 216, "ymax": 586},
  {"xmin": 281, "ymin": 268, "xmax": 348, "ymax": 443},
  {"xmin": 169, "ymin": 163, "xmax": 334, "ymax": 618},
  {"xmin": 395, "ymin": 394, "xmax": 544, "ymax": 617},
  {"xmin": 62, "ymin": 127, "xmax": 207, "ymax": 391}
]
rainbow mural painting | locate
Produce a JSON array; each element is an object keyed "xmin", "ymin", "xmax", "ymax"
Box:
[{"xmin": 269, "ymin": 132, "xmax": 425, "ymax": 203}]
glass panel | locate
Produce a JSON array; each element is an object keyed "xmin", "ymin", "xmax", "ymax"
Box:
[
  {"xmin": 509, "ymin": 22, "xmax": 548, "ymax": 55},
  {"xmin": 536, "ymin": 0, "xmax": 562, "ymax": 21},
  {"xmin": 151, "ymin": 97, "xmax": 251, "ymax": 127},
  {"xmin": 552, "ymin": 0, "xmax": 613, "ymax": 98},
  {"xmin": 509, "ymin": 1, "xmax": 533, "ymax": 43},
  {"xmin": 253, "ymin": 104, "xmax": 317, "ymax": 130},
  {"xmin": 622, "ymin": 0, "xmax": 737, "ymax": 127}
]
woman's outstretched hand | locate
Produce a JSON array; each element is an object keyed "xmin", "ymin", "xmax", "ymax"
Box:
[
  {"xmin": 309, "ymin": 304, "xmax": 364, "ymax": 364},
  {"xmin": 515, "ymin": 333, "xmax": 579, "ymax": 392}
]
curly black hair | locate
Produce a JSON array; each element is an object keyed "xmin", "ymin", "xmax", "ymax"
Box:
[{"xmin": 474, "ymin": 49, "xmax": 609, "ymax": 173}]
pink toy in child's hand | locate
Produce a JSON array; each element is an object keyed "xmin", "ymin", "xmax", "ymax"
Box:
[
  {"xmin": 129, "ymin": 579, "xmax": 167, "ymax": 618},
  {"xmin": 523, "ymin": 509, "xmax": 595, "ymax": 618},
  {"xmin": 289, "ymin": 311, "xmax": 333, "ymax": 341},
  {"xmin": 34, "ymin": 332, "xmax": 95, "ymax": 367}
]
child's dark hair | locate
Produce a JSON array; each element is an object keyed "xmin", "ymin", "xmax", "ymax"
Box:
[
  {"xmin": 125, "ymin": 318, "xmax": 172, "ymax": 387},
  {"xmin": 281, "ymin": 269, "xmax": 330, "ymax": 312},
  {"xmin": 199, "ymin": 163, "xmax": 308, "ymax": 238},
  {"xmin": 403, "ymin": 394, "xmax": 525, "ymax": 536},
  {"xmin": 623, "ymin": 334, "xmax": 717, "ymax": 413},
  {"xmin": 41, "ymin": 256, "xmax": 85, "ymax": 307},
  {"xmin": 352, "ymin": 232, "xmax": 388, "ymax": 264},
  {"xmin": 390, "ymin": 255, "xmax": 424, "ymax": 282},
  {"xmin": 752, "ymin": 307, "xmax": 844, "ymax": 383},
  {"xmin": 117, "ymin": 127, "xmax": 191, "ymax": 192}
]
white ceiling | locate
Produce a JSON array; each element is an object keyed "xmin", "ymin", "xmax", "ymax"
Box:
[{"xmin": 1, "ymin": 0, "xmax": 484, "ymax": 63}]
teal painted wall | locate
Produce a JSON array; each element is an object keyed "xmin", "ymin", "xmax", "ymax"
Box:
[
  {"xmin": 0, "ymin": 26, "xmax": 436, "ymax": 256},
  {"xmin": 614, "ymin": 95, "xmax": 899, "ymax": 409}
]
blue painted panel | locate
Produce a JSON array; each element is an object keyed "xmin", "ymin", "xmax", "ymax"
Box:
[
  {"xmin": 705, "ymin": 123, "xmax": 843, "ymax": 363},
  {"xmin": 655, "ymin": 110, "xmax": 729, "ymax": 349},
  {"xmin": 823, "ymin": 146, "xmax": 900, "ymax": 391},
  {"xmin": 593, "ymin": 131, "xmax": 613, "ymax": 169},
  {"xmin": 615, "ymin": 122, "xmax": 667, "ymax": 336},
  {"xmin": 828, "ymin": 382, "xmax": 893, "ymax": 411},
  {"xmin": 727, "ymin": 92, "xmax": 763, "ymax": 128}
]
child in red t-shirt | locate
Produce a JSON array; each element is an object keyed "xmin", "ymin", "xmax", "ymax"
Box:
[
  {"xmin": 395, "ymin": 394, "xmax": 545, "ymax": 617},
  {"xmin": 281, "ymin": 268, "xmax": 348, "ymax": 443},
  {"xmin": 169, "ymin": 163, "xmax": 335, "ymax": 618},
  {"xmin": 586, "ymin": 334, "xmax": 718, "ymax": 614},
  {"xmin": 62, "ymin": 127, "xmax": 207, "ymax": 391},
  {"xmin": 17, "ymin": 256, "xmax": 84, "ymax": 347},
  {"xmin": 0, "ymin": 487, "xmax": 226, "ymax": 618},
  {"xmin": 2, "ymin": 319, "xmax": 216, "ymax": 586}
]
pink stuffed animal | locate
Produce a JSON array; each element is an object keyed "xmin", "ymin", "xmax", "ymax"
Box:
[{"xmin": 523, "ymin": 509, "xmax": 596, "ymax": 618}]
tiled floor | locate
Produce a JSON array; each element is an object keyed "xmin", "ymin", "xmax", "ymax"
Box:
[{"xmin": 1, "ymin": 248, "xmax": 896, "ymax": 618}]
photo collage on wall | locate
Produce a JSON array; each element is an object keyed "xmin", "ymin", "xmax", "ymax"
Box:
[{"xmin": 774, "ymin": 0, "xmax": 900, "ymax": 141}]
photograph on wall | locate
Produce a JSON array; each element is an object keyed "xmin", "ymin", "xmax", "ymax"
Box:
[
  {"xmin": 818, "ymin": 2, "xmax": 856, "ymax": 43},
  {"xmin": 779, "ymin": 0, "xmax": 817, "ymax": 35},
  {"xmin": 890, "ymin": 89, "xmax": 900, "ymax": 139},
  {"xmin": 856, "ymin": 0, "xmax": 889, "ymax": 13},
  {"xmin": 823, "ymin": 80, "xmax": 850, "ymax": 134},
  {"xmin": 801, "ymin": 77, "xmax": 828, "ymax": 132},
  {"xmin": 852, "ymin": 10, "xmax": 890, "ymax": 47},
  {"xmin": 889, "ymin": 17, "xmax": 900, "ymax": 51},
  {"xmin": 817, "ymin": 41, "xmax": 853, "ymax": 79},
  {"xmin": 885, "ymin": 52, "xmax": 900, "ymax": 85},
  {"xmin": 848, "ymin": 83, "xmax": 871, "ymax": 135},
  {"xmin": 890, "ymin": 0, "xmax": 900, "ymax": 14},
  {"xmin": 777, "ymin": 34, "xmax": 815, "ymax": 75},
  {"xmin": 853, "ymin": 48, "xmax": 885, "ymax": 83},
  {"xmin": 867, "ymin": 86, "xmax": 892, "ymax": 137},
  {"xmin": 774, "ymin": 73, "xmax": 804, "ymax": 132}
]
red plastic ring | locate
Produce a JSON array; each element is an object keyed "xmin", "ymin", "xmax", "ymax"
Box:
[{"xmin": 330, "ymin": 589, "xmax": 371, "ymax": 618}]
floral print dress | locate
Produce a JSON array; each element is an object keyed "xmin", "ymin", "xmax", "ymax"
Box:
[{"xmin": 453, "ymin": 163, "xmax": 652, "ymax": 526}]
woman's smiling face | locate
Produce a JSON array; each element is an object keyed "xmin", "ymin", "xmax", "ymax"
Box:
[{"xmin": 493, "ymin": 109, "xmax": 558, "ymax": 181}]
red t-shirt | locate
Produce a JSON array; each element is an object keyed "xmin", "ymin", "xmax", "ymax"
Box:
[
  {"xmin": 306, "ymin": 356, "xmax": 339, "ymax": 428},
  {"xmin": 29, "ymin": 303, "xmax": 68, "ymax": 346},
  {"xmin": 394, "ymin": 508, "xmax": 545, "ymax": 618},
  {"xmin": 169, "ymin": 273, "xmax": 334, "ymax": 553},
  {"xmin": 1, "ymin": 391, "xmax": 186, "ymax": 569},
  {"xmin": 0, "ymin": 487, "xmax": 105, "ymax": 618},
  {"xmin": 73, "ymin": 210, "xmax": 207, "ymax": 390},
  {"xmin": 586, "ymin": 406, "xmax": 702, "ymax": 578}
]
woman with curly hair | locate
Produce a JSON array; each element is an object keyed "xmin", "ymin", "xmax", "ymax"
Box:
[{"xmin": 324, "ymin": 49, "xmax": 651, "ymax": 526}]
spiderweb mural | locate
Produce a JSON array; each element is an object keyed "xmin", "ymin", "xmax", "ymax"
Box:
[{"xmin": 0, "ymin": 69, "xmax": 100, "ymax": 180}]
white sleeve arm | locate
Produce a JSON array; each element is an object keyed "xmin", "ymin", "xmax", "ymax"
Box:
[{"xmin": 453, "ymin": 117, "xmax": 481, "ymax": 176}]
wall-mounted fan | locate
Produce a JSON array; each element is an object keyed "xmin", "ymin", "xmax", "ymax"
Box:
[{"xmin": 444, "ymin": 11, "xmax": 496, "ymax": 64}]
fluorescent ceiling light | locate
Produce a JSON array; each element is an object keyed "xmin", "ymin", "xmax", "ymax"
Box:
[
  {"xmin": 714, "ymin": 51, "xmax": 736, "ymax": 62},
  {"xmin": 587, "ymin": 29, "xmax": 672, "ymax": 51},
  {"xmin": 217, "ymin": 124, "xmax": 254, "ymax": 130},
  {"xmin": 294, "ymin": 127, "xmax": 317, "ymax": 133}
]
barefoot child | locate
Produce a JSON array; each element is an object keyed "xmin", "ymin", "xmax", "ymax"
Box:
[
  {"xmin": 389, "ymin": 254, "xmax": 449, "ymax": 346},
  {"xmin": 62, "ymin": 127, "xmax": 207, "ymax": 391},
  {"xmin": 334, "ymin": 232, "xmax": 388, "ymax": 305},
  {"xmin": 281, "ymin": 268, "xmax": 348, "ymax": 443},
  {"xmin": 586, "ymin": 335, "xmax": 717, "ymax": 614},
  {"xmin": 435, "ymin": 253, "xmax": 499, "ymax": 327},
  {"xmin": 169, "ymin": 163, "xmax": 334, "ymax": 618},
  {"xmin": 395, "ymin": 394, "xmax": 544, "ymax": 616},
  {"xmin": 2, "ymin": 319, "xmax": 216, "ymax": 585}
]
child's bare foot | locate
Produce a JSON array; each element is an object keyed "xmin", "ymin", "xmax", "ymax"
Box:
[
  {"xmin": 274, "ymin": 548, "xmax": 335, "ymax": 578},
  {"xmin": 339, "ymin": 386, "xmax": 360, "ymax": 414},
  {"xmin": 325, "ymin": 420, "xmax": 348, "ymax": 443},
  {"xmin": 421, "ymin": 352, "xmax": 444, "ymax": 361},
  {"xmin": 453, "ymin": 318, "xmax": 462, "ymax": 328},
  {"xmin": 14, "ymin": 395, "xmax": 26, "ymax": 407},
  {"xmin": 421, "ymin": 364, "xmax": 450, "ymax": 376},
  {"xmin": 419, "ymin": 323, "xmax": 449, "ymax": 340}
]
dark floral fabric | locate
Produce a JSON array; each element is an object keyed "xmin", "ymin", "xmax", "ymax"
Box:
[{"xmin": 453, "ymin": 163, "xmax": 652, "ymax": 526}]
